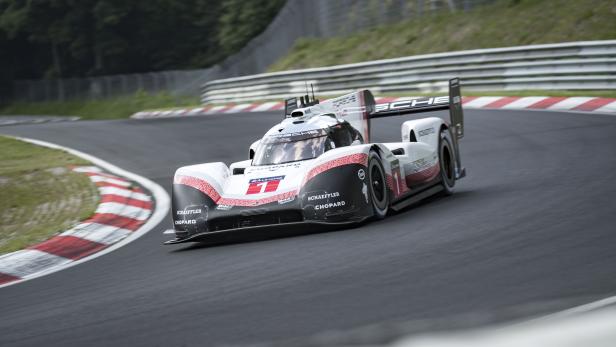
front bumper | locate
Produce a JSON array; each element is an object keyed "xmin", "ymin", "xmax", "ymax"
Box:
[{"xmin": 164, "ymin": 217, "xmax": 368, "ymax": 244}]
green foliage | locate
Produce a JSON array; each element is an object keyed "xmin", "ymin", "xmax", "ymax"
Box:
[
  {"xmin": 0, "ymin": 0, "xmax": 286, "ymax": 82},
  {"xmin": 269, "ymin": 0, "xmax": 616, "ymax": 71},
  {"xmin": 0, "ymin": 91, "xmax": 199, "ymax": 120},
  {"xmin": 217, "ymin": 0, "xmax": 286, "ymax": 55}
]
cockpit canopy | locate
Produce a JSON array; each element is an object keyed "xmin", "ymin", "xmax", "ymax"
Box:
[{"xmin": 252, "ymin": 122, "xmax": 363, "ymax": 166}]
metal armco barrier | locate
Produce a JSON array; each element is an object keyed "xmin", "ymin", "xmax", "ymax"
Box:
[{"xmin": 201, "ymin": 41, "xmax": 616, "ymax": 104}]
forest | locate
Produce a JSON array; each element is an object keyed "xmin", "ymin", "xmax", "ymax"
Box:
[{"xmin": 0, "ymin": 0, "xmax": 285, "ymax": 89}]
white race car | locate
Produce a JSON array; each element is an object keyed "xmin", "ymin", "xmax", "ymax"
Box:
[{"xmin": 165, "ymin": 78, "xmax": 466, "ymax": 244}]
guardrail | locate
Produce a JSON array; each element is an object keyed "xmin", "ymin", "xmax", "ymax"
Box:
[{"xmin": 201, "ymin": 41, "xmax": 616, "ymax": 104}]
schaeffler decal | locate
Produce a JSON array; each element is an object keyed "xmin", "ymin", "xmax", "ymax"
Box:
[
  {"xmin": 246, "ymin": 175, "xmax": 285, "ymax": 194},
  {"xmin": 307, "ymin": 192, "xmax": 340, "ymax": 201},
  {"xmin": 177, "ymin": 208, "xmax": 202, "ymax": 215}
]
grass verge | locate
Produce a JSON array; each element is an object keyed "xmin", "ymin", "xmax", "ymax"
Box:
[
  {"xmin": 0, "ymin": 136, "xmax": 99, "ymax": 254},
  {"xmin": 269, "ymin": 0, "xmax": 616, "ymax": 71},
  {"xmin": 0, "ymin": 91, "xmax": 199, "ymax": 120}
]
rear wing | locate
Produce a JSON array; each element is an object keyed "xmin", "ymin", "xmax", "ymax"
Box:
[{"xmin": 371, "ymin": 78, "xmax": 464, "ymax": 139}]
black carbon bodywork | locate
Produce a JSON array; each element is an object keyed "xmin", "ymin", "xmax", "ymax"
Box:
[{"xmin": 167, "ymin": 163, "xmax": 373, "ymax": 244}]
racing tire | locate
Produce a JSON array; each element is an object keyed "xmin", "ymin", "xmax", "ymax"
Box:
[
  {"xmin": 368, "ymin": 151, "xmax": 389, "ymax": 219},
  {"xmin": 439, "ymin": 129, "xmax": 456, "ymax": 195}
]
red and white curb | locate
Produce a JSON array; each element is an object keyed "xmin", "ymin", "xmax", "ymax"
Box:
[
  {"xmin": 0, "ymin": 137, "xmax": 170, "ymax": 288},
  {"xmin": 131, "ymin": 96, "xmax": 616, "ymax": 119}
]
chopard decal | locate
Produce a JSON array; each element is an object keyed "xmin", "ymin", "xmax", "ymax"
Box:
[
  {"xmin": 175, "ymin": 219, "xmax": 196, "ymax": 225},
  {"xmin": 315, "ymin": 201, "xmax": 346, "ymax": 210}
]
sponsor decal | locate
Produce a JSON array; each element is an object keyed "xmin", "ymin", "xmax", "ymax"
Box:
[
  {"xmin": 406, "ymin": 157, "xmax": 435, "ymax": 174},
  {"xmin": 246, "ymin": 175, "xmax": 285, "ymax": 194},
  {"xmin": 247, "ymin": 161, "xmax": 302, "ymax": 172},
  {"xmin": 307, "ymin": 192, "xmax": 340, "ymax": 201},
  {"xmin": 175, "ymin": 219, "xmax": 196, "ymax": 225},
  {"xmin": 278, "ymin": 196, "xmax": 295, "ymax": 205},
  {"xmin": 357, "ymin": 169, "xmax": 365, "ymax": 180},
  {"xmin": 331, "ymin": 94, "xmax": 358, "ymax": 109},
  {"xmin": 315, "ymin": 200, "xmax": 346, "ymax": 210},
  {"xmin": 418, "ymin": 127, "xmax": 435, "ymax": 137},
  {"xmin": 216, "ymin": 204, "xmax": 232, "ymax": 211},
  {"xmin": 375, "ymin": 96, "xmax": 449, "ymax": 113},
  {"xmin": 177, "ymin": 208, "xmax": 202, "ymax": 215}
]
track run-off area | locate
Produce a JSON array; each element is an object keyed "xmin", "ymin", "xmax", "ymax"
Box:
[{"xmin": 1, "ymin": 108, "xmax": 615, "ymax": 346}]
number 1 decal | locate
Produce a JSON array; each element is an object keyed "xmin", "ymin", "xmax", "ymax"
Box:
[{"xmin": 246, "ymin": 176, "xmax": 285, "ymax": 194}]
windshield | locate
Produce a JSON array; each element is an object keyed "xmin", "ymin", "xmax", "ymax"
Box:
[{"xmin": 253, "ymin": 135, "xmax": 331, "ymax": 166}]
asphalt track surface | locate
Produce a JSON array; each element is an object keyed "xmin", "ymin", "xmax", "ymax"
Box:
[{"xmin": 1, "ymin": 109, "xmax": 616, "ymax": 346}]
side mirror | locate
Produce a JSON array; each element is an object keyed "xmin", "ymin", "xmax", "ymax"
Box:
[
  {"xmin": 249, "ymin": 139, "xmax": 260, "ymax": 159},
  {"xmin": 230, "ymin": 159, "xmax": 252, "ymax": 175}
]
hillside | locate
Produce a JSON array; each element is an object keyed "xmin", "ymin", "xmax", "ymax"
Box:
[{"xmin": 269, "ymin": 0, "xmax": 616, "ymax": 71}]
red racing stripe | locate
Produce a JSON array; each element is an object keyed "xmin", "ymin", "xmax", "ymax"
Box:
[
  {"xmin": 572, "ymin": 98, "xmax": 615, "ymax": 111},
  {"xmin": 85, "ymin": 213, "xmax": 144, "ymax": 231},
  {"xmin": 31, "ymin": 236, "xmax": 107, "ymax": 260},
  {"xmin": 218, "ymin": 190, "xmax": 297, "ymax": 207},
  {"xmin": 406, "ymin": 163, "xmax": 440, "ymax": 184},
  {"xmin": 174, "ymin": 175, "xmax": 222, "ymax": 202},
  {"xmin": 304, "ymin": 153, "xmax": 368, "ymax": 183},
  {"xmin": 0, "ymin": 273, "xmax": 20, "ymax": 285},
  {"xmin": 526, "ymin": 97, "xmax": 567, "ymax": 109},
  {"xmin": 483, "ymin": 97, "xmax": 519, "ymax": 109}
]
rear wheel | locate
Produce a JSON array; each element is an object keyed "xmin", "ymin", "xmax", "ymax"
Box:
[
  {"xmin": 368, "ymin": 151, "xmax": 389, "ymax": 219},
  {"xmin": 439, "ymin": 129, "xmax": 456, "ymax": 195}
]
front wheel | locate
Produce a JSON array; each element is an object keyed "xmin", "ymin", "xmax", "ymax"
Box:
[
  {"xmin": 368, "ymin": 151, "xmax": 389, "ymax": 219},
  {"xmin": 439, "ymin": 129, "xmax": 456, "ymax": 195}
]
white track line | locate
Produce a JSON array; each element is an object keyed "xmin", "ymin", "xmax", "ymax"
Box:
[{"xmin": 0, "ymin": 136, "xmax": 170, "ymax": 289}]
